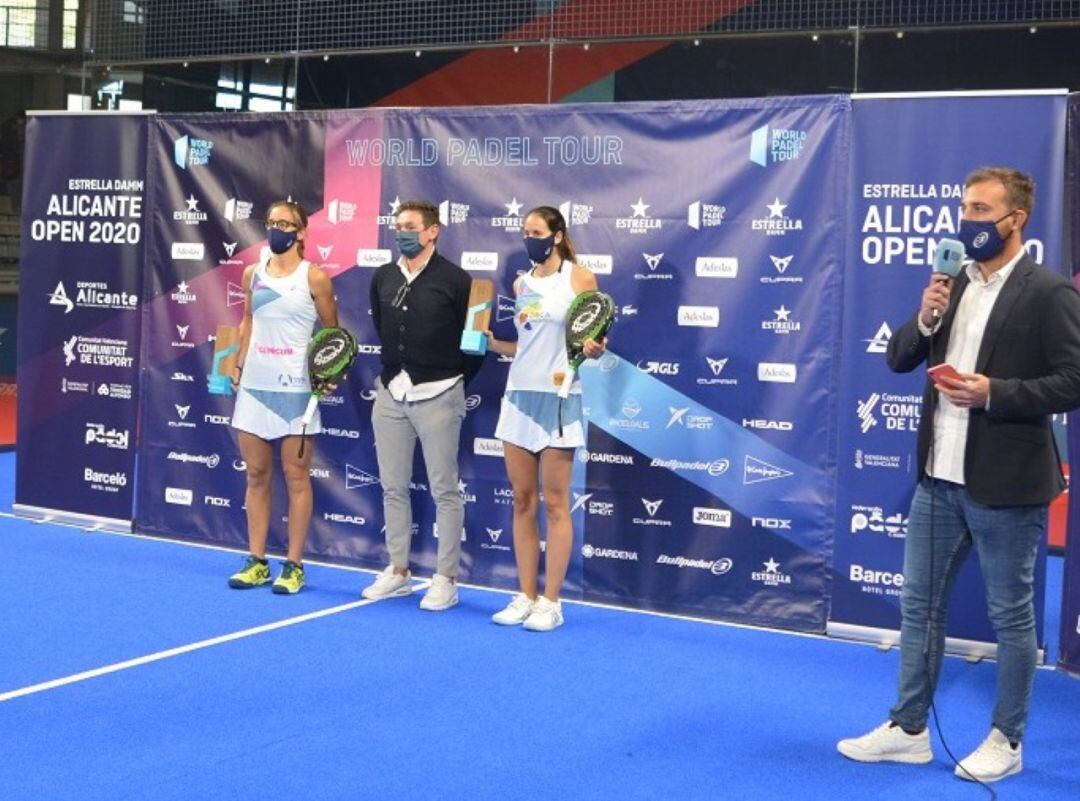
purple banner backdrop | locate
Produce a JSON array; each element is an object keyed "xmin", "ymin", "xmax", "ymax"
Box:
[
  {"xmin": 1062, "ymin": 92, "xmax": 1080, "ymax": 675},
  {"xmin": 133, "ymin": 98, "xmax": 847, "ymax": 630},
  {"xmin": 15, "ymin": 113, "xmax": 147, "ymax": 528},
  {"xmin": 831, "ymin": 92, "xmax": 1067, "ymax": 654},
  {"xmin": 18, "ymin": 96, "xmax": 1076, "ymax": 644}
]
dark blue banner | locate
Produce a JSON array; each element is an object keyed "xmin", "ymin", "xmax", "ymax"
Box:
[
  {"xmin": 1061, "ymin": 92, "xmax": 1080, "ymax": 675},
  {"xmin": 15, "ymin": 113, "xmax": 146, "ymax": 528},
  {"xmin": 832, "ymin": 92, "xmax": 1066, "ymax": 654}
]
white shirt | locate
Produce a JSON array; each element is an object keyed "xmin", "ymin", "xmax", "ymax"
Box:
[
  {"xmin": 925, "ymin": 250, "xmax": 1023, "ymax": 483},
  {"xmin": 385, "ymin": 252, "xmax": 462, "ymax": 402}
]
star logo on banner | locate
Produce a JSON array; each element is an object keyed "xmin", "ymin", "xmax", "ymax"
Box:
[
  {"xmin": 185, "ymin": 195, "xmax": 200, "ymax": 212},
  {"xmin": 763, "ymin": 558, "xmax": 780, "ymax": 574},
  {"xmin": 766, "ymin": 198, "xmax": 787, "ymax": 218},
  {"xmin": 630, "ymin": 197, "xmax": 650, "ymax": 218},
  {"xmin": 774, "ymin": 305, "xmax": 792, "ymax": 322},
  {"xmin": 505, "ymin": 198, "xmax": 523, "ymax": 216},
  {"xmin": 388, "ymin": 197, "xmax": 401, "ymax": 215},
  {"xmin": 177, "ymin": 280, "xmax": 189, "ymax": 294}
]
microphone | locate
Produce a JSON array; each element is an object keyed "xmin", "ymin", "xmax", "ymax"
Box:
[{"xmin": 930, "ymin": 238, "xmax": 964, "ymax": 318}]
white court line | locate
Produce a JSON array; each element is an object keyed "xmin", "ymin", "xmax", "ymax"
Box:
[{"xmin": 0, "ymin": 581, "xmax": 431, "ymax": 705}]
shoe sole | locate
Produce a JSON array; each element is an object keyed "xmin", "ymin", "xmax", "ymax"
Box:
[
  {"xmin": 837, "ymin": 745, "xmax": 933, "ymax": 764},
  {"xmin": 271, "ymin": 584, "xmax": 303, "ymax": 595},
  {"xmin": 361, "ymin": 584, "xmax": 414, "ymax": 600},
  {"xmin": 228, "ymin": 579, "xmax": 270, "ymax": 589},
  {"xmin": 523, "ymin": 620, "xmax": 564, "ymax": 632},
  {"xmin": 955, "ymin": 762, "xmax": 1022, "ymax": 782},
  {"xmin": 492, "ymin": 615, "xmax": 528, "ymax": 626},
  {"xmin": 420, "ymin": 595, "xmax": 459, "ymax": 611}
]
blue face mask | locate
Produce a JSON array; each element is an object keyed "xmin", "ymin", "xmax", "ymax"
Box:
[
  {"xmin": 267, "ymin": 228, "xmax": 298, "ymax": 254},
  {"xmin": 957, "ymin": 211, "xmax": 1018, "ymax": 263},
  {"xmin": 524, "ymin": 234, "xmax": 556, "ymax": 264},
  {"xmin": 396, "ymin": 230, "xmax": 425, "ymax": 258}
]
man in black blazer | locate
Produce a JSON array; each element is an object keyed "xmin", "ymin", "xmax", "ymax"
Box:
[
  {"xmin": 838, "ymin": 167, "xmax": 1080, "ymax": 782},
  {"xmin": 360, "ymin": 199, "xmax": 480, "ymax": 611}
]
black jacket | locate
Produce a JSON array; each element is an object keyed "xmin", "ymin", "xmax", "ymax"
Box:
[
  {"xmin": 886, "ymin": 253, "xmax": 1080, "ymax": 506},
  {"xmin": 370, "ymin": 251, "xmax": 482, "ymax": 388}
]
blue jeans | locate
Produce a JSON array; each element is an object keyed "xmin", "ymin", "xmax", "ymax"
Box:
[{"xmin": 889, "ymin": 479, "xmax": 1046, "ymax": 743}]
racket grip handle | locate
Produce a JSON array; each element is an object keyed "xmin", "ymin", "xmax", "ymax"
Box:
[
  {"xmin": 300, "ymin": 393, "xmax": 319, "ymax": 427},
  {"xmin": 557, "ymin": 369, "xmax": 574, "ymax": 399}
]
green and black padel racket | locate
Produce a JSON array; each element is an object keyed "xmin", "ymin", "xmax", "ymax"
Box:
[
  {"xmin": 298, "ymin": 326, "xmax": 358, "ymax": 455},
  {"xmin": 558, "ymin": 290, "xmax": 616, "ymax": 399}
]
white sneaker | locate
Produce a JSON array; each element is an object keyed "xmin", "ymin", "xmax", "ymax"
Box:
[
  {"xmin": 492, "ymin": 593, "xmax": 536, "ymax": 625},
  {"xmin": 954, "ymin": 727, "xmax": 1022, "ymax": 783},
  {"xmin": 522, "ymin": 596, "xmax": 563, "ymax": 631},
  {"xmin": 837, "ymin": 721, "xmax": 933, "ymax": 764},
  {"xmin": 361, "ymin": 566, "xmax": 412, "ymax": 600},
  {"xmin": 419, "ymin": 574, "xmax": 458, "ymax": 611}
]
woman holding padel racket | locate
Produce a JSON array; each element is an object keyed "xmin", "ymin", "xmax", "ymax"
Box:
[
  {"xmin": 486, "ymin": 206, "xmax": 611, "ymax": 631},
  {"xmin": 227, "ymin": 200, "xmax": 339, "ymax": 594}
]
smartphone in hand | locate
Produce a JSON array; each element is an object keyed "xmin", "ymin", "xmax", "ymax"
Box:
[{"xmin": 927, "ymin": 363, "xmax": 963, "ymax": 388}]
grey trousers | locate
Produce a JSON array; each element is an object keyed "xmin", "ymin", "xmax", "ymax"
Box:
[{"xmin": 371, "ymin": 379, "xmax": 466, "ymax": 578}]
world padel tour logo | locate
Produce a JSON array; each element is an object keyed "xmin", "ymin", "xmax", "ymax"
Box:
[
  {"xmin": 751, "ymin": 198, "xmax": 804, "ymax": 237},
  {"xmin": 687, "ymin": 201, "xmax": 726, "ymax": 229},
  {"xmin": 749, "ymin": 125, "xmax": 808, "ymax": 167},
  {"xmin": 224, "ymin": 197, "xmax": 254, "ymax": 223},
  {"xmin": 616, "ymin": 198, "xmax": 662, "ymax": 235},
  {"xmin": 559, "ymin": 200, "xmax": 593, "ymax": 226},
  {"xmin": 328, "ymin": 199, "xmax": 358, "ymax": 225},
  {"xmin": 174, "ymin": 135, "xmax": 213, "ymax": 169},
  {"xmin": 491, "ymin": 198, "xmax": 524, "ymax": 232},
  {"xmin": 439, "ymin": 200, "xmax": 470, "ymax": 225}
]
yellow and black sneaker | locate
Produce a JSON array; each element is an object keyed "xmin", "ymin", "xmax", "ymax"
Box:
[
  {"xmin": 272, "ymin": 560, "xmax": 306, "ymax": 595},
  {"xmin": 228, "ymin": 555, "xmax": 271, "ymax": 589}
]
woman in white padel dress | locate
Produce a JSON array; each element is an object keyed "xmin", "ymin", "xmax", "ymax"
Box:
[
  {"xmin": 227, "ymin": 200, "xmax": 337, "ymax": 595},
  {"xmin": 486, "ymin": 205, "xmax": 607, "ymax": 631}
]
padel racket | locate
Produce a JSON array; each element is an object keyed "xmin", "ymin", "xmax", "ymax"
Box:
[
  {"xmin": 558, "ymin": 290, "xmax": 615, "ymax": 399},
  {"xmin": 298, "ymin": 326, "xmax": 358, "ymax": 455}
]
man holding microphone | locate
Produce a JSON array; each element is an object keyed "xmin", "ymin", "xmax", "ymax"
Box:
[{"xmin": 838, "ymin": 167, "xmax": 1080, "ymax": 782}]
